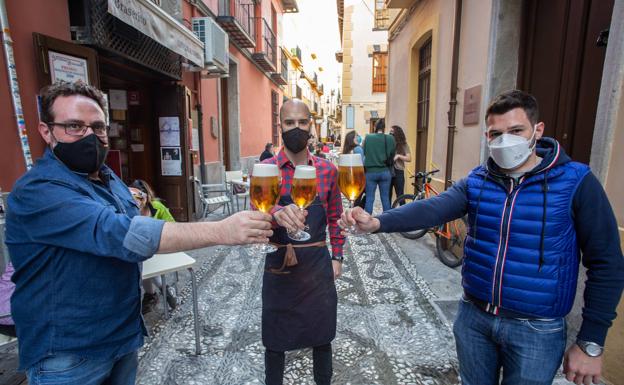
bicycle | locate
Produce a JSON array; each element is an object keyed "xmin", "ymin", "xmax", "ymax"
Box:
[{"xmin": 391, "ymin": 169, "xmax": 467, "ymax": 268}]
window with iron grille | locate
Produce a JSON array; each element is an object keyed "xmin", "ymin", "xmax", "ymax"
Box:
[
  {"xmin": 374, "ymin": 0, "xmax": 390, "ymax": 30},
  {"xmin": 271, "ymin": 91, "xmax": 279, "ymax": 145},
  {"xmin": 372, "ymin": 52, "xmax": 387, "ymax": 93},
  {"xmin": 418, "ymin": 39, "xmax": 432, "ymax": 131}
]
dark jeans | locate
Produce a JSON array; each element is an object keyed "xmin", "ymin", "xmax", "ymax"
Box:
[
  {"xmin": 389, "ymin": 168, "xmax": 405, "ymax": 203},
  {"xmin": 27, "ymin": 351, "xmax": 138, "ymax": 385},
  {"xmin": 453, "ymin": 299, "xmax": 566, "ymax": 385},
  {"xmin": 265, "ymin": 344, "xmax": 332, "ymax": 385}
]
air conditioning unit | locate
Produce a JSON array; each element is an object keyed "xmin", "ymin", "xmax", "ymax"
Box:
[{"xmin": 192, "ymin": 17, "xmax": 229, "ymax": 77}]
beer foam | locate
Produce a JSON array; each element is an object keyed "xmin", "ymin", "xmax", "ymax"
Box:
[
  {"xmin": 293, "ymin": 165, "xmax": 316, "ymax": 179},
  {"xmin": 252, "ymin": 163, "xmax": 279, "ymax": 177},
  {"xmin": 338, "ymin": 153, "xmax": 364, "ymax": 166}
]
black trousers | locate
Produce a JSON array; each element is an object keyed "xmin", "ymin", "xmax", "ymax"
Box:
[
  {"xmin": 265, "ymin": 344, "xmax": 332, "ymax": 385},
  {"xmin": 389, "ymin": 168, "xmax": 405, "ymax": 203}
]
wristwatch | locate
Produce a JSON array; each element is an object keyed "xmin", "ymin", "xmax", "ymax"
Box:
[
  {"xmin": 576, "ymin": 340, "xmax": 603, "ymax": 357},
  {"xmin": 332, "ymin": 256, "xmax": 343, "ymax": 263}
]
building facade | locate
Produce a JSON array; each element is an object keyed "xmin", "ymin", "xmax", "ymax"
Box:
[
  {"xmin": 336, "ymin": 0, "xmax": 395, "ymax": 141},
  {"xmin": 0, "ymin": 0, "xmax": 295, "ymax": 221},
  {"xmin": 384, "ymin": 0, "xmax": 624, "ymax": 383}
]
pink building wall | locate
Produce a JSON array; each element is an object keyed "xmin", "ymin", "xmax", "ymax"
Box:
[{"xmin": 0, "ymin": 1, "xmax": 71, "ymax": 190}]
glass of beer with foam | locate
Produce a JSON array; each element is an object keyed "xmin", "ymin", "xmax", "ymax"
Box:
[
  {"xmin": 249, "ymin": 163, "xmax": 280, "ymax": 253},
  {"xmin": 338, "ymin": 153, "xmax": 366, "ymax": 235},
  {"xmin": 288, "ymin": 165, "xmax": 317, "ymax": 241}
]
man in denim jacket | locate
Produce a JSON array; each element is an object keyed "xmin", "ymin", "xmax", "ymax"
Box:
[{"xmin": 6, "ymin": 81, "xmax": 273, "ymax": 385}]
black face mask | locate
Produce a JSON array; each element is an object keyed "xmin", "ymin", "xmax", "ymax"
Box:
[
  {"xmin": 52, "ymin": 134, "xmax": 109, "ymax": 174},
  {"xmin": 282, "ymin": 127, "xmax": 310, "ymax": 154}
]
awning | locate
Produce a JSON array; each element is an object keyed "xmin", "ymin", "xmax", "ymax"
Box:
[{"xmin": 107, "ymin": 0, "xmax": 204, "ymax": 67}]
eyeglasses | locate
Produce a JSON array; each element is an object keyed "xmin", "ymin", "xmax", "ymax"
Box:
[{"xmin": 47, "ymin": 122, "xmax": 110, "ymax": 137}]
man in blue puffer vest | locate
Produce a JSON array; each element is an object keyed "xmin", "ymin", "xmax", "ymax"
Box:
[{"xmin": 339, "ymin": 90, "xmax": 624, "ymax": 385}]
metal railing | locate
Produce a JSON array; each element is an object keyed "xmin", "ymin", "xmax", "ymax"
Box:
[
  {"xmin": 280, "ymin": 49, "xmax": 288, "ymax": 79},
  {"xmin": 259, "ymin": 18, "xmax": 277, "ymax": 67},
  {"xmin": 291, "ymin": 45, "xmax": 302, "ymax": 62},
  {"xmin": 374, "ymin": 9, "xmax": 390, "ymax": 30},
  {"xmin": 218, "ymin": 0, "xmax": 256, "ymax": 41}
]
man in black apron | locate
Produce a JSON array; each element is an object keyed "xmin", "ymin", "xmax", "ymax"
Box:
[{"xmin": 261, "ymin": 99, "xmax": 345, "ymax": 385}]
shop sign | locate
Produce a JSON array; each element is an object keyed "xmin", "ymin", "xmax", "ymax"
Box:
[{"xmin": 107, "ymin": 0, "xmax": 204, "ymax": 66}]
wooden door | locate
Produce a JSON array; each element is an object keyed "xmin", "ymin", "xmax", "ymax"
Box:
[
  {"xmin": 154, "ymin": 84, "xmax": 193, "ymax": 221},
  {"xmin": 415, "ymin": 39, "xmax": 432, "ymax": 174},
  {"xmin": 519, "ymin": 0, "xmax": 614, "ymax": 164}
]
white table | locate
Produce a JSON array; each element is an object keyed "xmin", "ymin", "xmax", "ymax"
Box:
[{"xmin": 143, "ymin": 252, "xmax": 201, "ymax": 355}]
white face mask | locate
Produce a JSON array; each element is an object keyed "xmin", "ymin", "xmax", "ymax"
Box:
[{"xmin": 488, "ymin": 125, "xmax": 537, "ymax": 170}]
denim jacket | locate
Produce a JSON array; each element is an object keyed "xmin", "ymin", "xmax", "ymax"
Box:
[{"xmin": 6, "ymin": 149, "xmax": 164, "ymax": 370}]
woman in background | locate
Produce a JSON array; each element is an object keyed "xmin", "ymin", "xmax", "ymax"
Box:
[
  {"xmin": 129, "ymin": 180, "xmax": 176, "ymax": 313},
  {"xmin": 389, "ymin": 125, "xmax": 411, "ymax": 203}
]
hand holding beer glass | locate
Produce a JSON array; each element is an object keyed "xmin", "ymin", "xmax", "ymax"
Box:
[
  {"xmin": 249, "ymin": 163, "xmax": 281, "ymax": 253},
  {"xmin": 338, "ymin": 154, "xmax": 366, "ymax": 236},
  {"xmin": 288, "ymin": 165, "xmax": 317, "ymax": 241}
]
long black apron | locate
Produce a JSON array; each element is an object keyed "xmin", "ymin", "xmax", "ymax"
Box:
[{"xmin": 262, "ymin": 194, "xmax": 338, "ymax": 352}]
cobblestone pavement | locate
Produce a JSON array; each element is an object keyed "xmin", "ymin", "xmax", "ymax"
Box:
[{"xmin": 136, "ymin": 230, "xmax": 460, "ymax": 385}]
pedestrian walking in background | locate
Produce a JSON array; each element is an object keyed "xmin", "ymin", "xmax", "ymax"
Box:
[
  {"xmin": 389, "ymin": 125, "xmax": 411, "ymax": 203},
  {"xmin": 260, "ymin": 143, "xmax": 275, "ymax": 161},
  {"xmin": 362, "ymin": 118, "xmax": 395, "ymax": 213}
]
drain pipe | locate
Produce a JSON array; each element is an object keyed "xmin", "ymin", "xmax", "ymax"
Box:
[
  {"xmin": 444, "ymin": 0, "xmax": 462, "ymax": 190},
  {"xmin": 0, "ymin": 0, "xmax": 33, "ymax": 171}
]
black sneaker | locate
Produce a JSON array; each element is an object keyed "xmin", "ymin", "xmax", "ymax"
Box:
[{"xmin": 142, "ymin": 292, "xmax": 159, "ymax": 314}]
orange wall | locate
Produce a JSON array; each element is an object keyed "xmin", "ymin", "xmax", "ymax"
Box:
[
  {"xmin": 231, "ymin": 48, "xmax": 282, "ymax": 158},
  {"xmin": 0, "ymin": 0, "xmax": 71, "ymax": 191}
]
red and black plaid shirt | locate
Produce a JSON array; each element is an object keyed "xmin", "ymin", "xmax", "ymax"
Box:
[{"xmin": 262, "ymin": 148, "xmax": 345, "ymax": 259}]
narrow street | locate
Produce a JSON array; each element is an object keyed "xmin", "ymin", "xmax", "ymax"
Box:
[{"xmin": 136, "ymin": 229, "xmax": 460, "ymax": 385}]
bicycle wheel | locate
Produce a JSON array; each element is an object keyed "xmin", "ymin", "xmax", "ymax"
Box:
[
  {"xmin": 392, "ymin": 194, "xmax": 428, "ymax": 240},
  {"xmin": 435, "ymin": 216, "xmax": 468, "ymax": 268}
]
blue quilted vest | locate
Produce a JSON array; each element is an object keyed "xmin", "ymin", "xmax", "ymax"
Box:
[{"xmin": 463, "ymin": 158, "xmax": 590, "ymax": 318}]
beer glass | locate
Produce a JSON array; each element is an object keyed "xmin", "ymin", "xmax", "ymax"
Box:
[
  {"xmin": 288, "ymin": 165, "xmax": 317, "ymax": 241},
  {"xmin": 338, "ymin": 154, "xmax": 366, "ymax": 236},
  {"xmin": 249, "ymin": 163, "xmax": 281, "ymax": 253}
]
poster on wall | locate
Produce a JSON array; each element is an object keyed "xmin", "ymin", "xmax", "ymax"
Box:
[
  {"xmin": 49, "ymin": 51, "xmax": 89, "ymax": 84},
  {"xmin": 159, "ymin": 117, "xmax": 180, "ymax": 147},
  {"xmin": 161, "ymin": 147, "xmax": 182, "ymax": 176},
  {"xmin": 109, "ymin": 89, "xmax": 128, "ymax": 110}
]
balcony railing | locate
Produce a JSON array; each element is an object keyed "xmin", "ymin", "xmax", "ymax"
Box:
[
  {"xmin": 374, "ymin": 9, "xmax": 390, "ymax": 30},
  {"xmin": 271, "ymin": 49, "xmax": 289, "ymax": 85},
  {"xmin": 252, "ymin": 18, "xmax": 277, "ymax": 72},
  {"xmin": 291, "ymin": 46, "xmax": 302, "ymax": 67},
  {"xmin": 217, "ymin": 0, "xmax": 256, "ymax": 48}
]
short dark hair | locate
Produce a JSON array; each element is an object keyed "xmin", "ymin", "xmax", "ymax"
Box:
[
  {"xmin": 374, "ymin": 118, "xmax": 385, "ymax": 133},
  {"xmin": 485, "ymin": 90, "xmax": 539, "ymax": 125},
  {"xmin": 40, "ymin": 81, "xmax": 107, "ymax": 124},
  {"xmin": 265, "ymin": 142, "xmax": 273, "ymax": 151}
]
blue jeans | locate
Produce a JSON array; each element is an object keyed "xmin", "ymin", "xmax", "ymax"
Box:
[
  {"xmin": 453, "ymin": 299, "xmax": 566, "ymax": 385},
  {"xmin": 27, "ymin": 351, "xmax": 138, "ymax": 385},
  {"xmin": 364, "ymin": 169, "xmax": 392, "ymax": 214}
]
